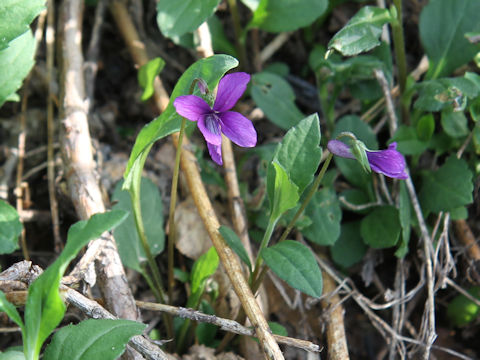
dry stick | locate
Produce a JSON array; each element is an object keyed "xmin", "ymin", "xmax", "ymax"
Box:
[
  {"xmin": 59, "ymin": 0, "xmax": 140, "ymax": 331},
  {"xmin": 453, "ymin": 219, "xmax": 480, "ymax": 261},
  {"xmin": 46, "ymin": 0, "xmax": 62, "ymax": 253},
  {"xmin": 318, "ymin": 252, "xmax": 350, "ymax": 360},
  {"xmin": 137, "ymin": 301, "xmax": 321, "ymax": 353},
  {"xmin": 259, "ymin": 32, "xmax": 293, "ymax": 64},
  {"xmin": 110, "ymin": 3, "xmax": 284, "ymax": 358}
]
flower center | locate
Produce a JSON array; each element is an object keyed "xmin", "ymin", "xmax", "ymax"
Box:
[{"xmin": 205, "ymin": 113, "xmax": 221, "ymax": 135}]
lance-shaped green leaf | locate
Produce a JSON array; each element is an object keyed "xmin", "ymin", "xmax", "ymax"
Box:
[
  {"xmin": 138, "ymin": 57, "xmax": 165, "ymax": 101},
  {"xmin": 0, "ymin": 199, "xmax": 22, "ymax": 254},
  {"xmin": 157, "ymin": 0, "xmax": 221, "ymax": 38},
  {"xmin": 419, "ymin": 156, "xmax": 473, "ymax": 213},
  {"xmin": 262, "ymin": 240, "xmax": 323, "ymax": 298},
  {"xmin": 0, "ymin": 30, "xmax": 36, "ymax": 107},
  {"xmin": 328, "ymin": 6, "xmax": 393, "ymax": 56},
  {"xmin": 112, "ymin": 178, "xmax": 164, "ymax": 273},
  {"xmin": 420, "ymin": 0, "xmax": 480, "ymax": 79},
  {"xmin": 248, "ymin": 0, "xmax": 327, "ymax": 33},
  {"xmin": 267, "ymin": 162, "xmax": 300, "ymax": 221},
  {"xmin": 123, "ymin": 55, "xmax": 238, "ymax": 191},
  {"xmin": 43, "ymin": 319, "xmax": 146, "ymax": 360},
  {"xmin": 0, "ymin": 291, "xmax": 24, "ymax": 333},
  {"xmin": 189, "ymin": 247, "xmax": 219, "ymax": 308},
  {"xmin": 219, "ymin": 226, "xmax": 252, "ymax": 271},
  {"xmin": 251, "ymin": 71, "xmax": 304, "ymax": 130},
  {"xmin": 271, "ymin": 114, "xmax": 322, "ymax": 195},
  {"xmin": 23, "ymin": 211, "xmax": 128, "ymax": 360},
  {"xmin": 0, "ymin": 0, "xmax": 45, "ymax": 51}
]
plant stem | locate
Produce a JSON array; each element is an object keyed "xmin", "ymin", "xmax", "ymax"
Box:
[
  {"xmin": 226, "ymin": 0, "xmax": 247, "ymax": 68},
  {"xmin": 391, "ymin": 0, "xmax": 409, "ymax": 122},
  {"xmin": 250, "ymin": 217, "xmax": 278, "ymax": 283},
  {"xmin": 167, "ymin": 117, "xmax": 187, "ymax": 304}
]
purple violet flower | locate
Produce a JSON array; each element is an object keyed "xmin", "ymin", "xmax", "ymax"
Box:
[
  {"xmin": 173, "ymin": 72, "xmax": 257, "ymax": 165},
  {"xmin": 327, "ymin": 140, "xmax": 408, "ymax": 179}
]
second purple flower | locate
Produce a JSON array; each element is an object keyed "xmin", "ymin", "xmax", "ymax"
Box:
[{"xmin": 173, "ymin": 72, "xmax": 257, "ymax": 165}]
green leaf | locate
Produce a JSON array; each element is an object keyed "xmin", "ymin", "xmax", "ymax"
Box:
[
  {"xmin": 391, "ymin": 125, "xmax": 429, "ymax": 156},
  {"xmin": 0, "ymin": 291, "xmax": 24, "ymax": 332},
  {"xmin": 330, "ymin": 221, "xmax": 367, "ymax": 268},
  {"xmin": 0, "ymin": 350, "xmax": 25, "ymax": 360},
  {"xmin": 219, "ymin": 226, "xmax": 252, "ymax": 271},
  {"xmin": 112, "ymin": 178, "xmax": 164, "ymax": 273},
  {"xmin": 395, "ymin": 182, "xmax": 411, "ymax": 258},
  {"xmin": 268, "ymin": 322, "xmax": 288, "ymax": 337},
  {"xmin": 23, "ymin": 211, "xmax": 128, "ymax": 360},
  {"xmin": 0, "ymin": 199, "xmax": 22, "ymax": 254},
  {"xmin": 268, "ymin": 162, "xmax": 299, "ymax": 221},
  {"xmin": 190, "ymin": 247, "xmax": 219, "ymax": 295},
  {"xmin": 420, "ymin": 0, "xmax": 480, "ymax": 79},
  {"xmin": 419, "ymin": 156, "xmax": 473, "ymax": 213},
  {"xmin": 303, "ymin": 188, "xmax": 342, "ymax": 246},
  {"xmin": 157, "ymin": 0, "xmax": 221, "ymax": 38},
  {"xmin": 207, "ymin": 15, "xmax": 237, "ymax": 57},
  {"xmin": 248, "ymin": 0, "xmax": 327, "ymax": 33},
  {"xmin": 414, "ymin": 76, "xmax": 479, "ymax": 112},
  {"xmin": 0, "ymin": 0, "xmax": 45, "ymax": 51},
  {"xmin": 473, "ymin": 123, "xmax": 480, "ymax": 154},
  {"xmin": 43, "ymin": 319, "xmax": 146, "ymax": 360},
  {"xmin": 271, "ymin": 114, "xmax": 322, "ymax": 195},
  {"xmin": 0, "ymin": 29, "xmax": 36, "ymax": 107},
  {"xmin": 262, "ymin": 240, "xmax": 323, "ymax": 298},
  {"xmin": 447, "ymin": 286, "xmax": 480, "ymax": 326},
  {"xmin": 361, "ymin": 206, "xmax": 401, "ymax": 249},
  {"xmin": 416, "ymin": 114, "xmax": 435, "ymax": 142},
  {"xmin": 138, "ymin": 57, "xmax": 165, "ymax": 101},
  {"xmin": 123, "ymin": 55, "xmax": 238, "ymax": 191},
  {"xmin": 327, "ymin": 6, "xmax": 393, "ymax": 56},
  {"xmin": 332, "ymin": 115, "xmax": 378, "ymax": 187},
  {"xmin": 251, "ymin": 72, "xmax": 304, "ymax": 130},
  {"xmin": 441, "ymin": 108, "xmax": 469, "ymax": 138}
]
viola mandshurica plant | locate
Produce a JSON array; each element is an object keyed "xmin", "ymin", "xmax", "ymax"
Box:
[{"xmin": 173, "ymin": 72, "xmax": 257, "ymax": 165}]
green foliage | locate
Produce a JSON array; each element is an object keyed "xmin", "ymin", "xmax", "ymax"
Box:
[
  {"xmin": 157, "ymin": 0, "xmax": 221, "ymax": 38},
  {"xmin": 391, "ymin": 125, "xmax": 429, "ymax": 156},
  {"xmin": 248, "ymin": 0, "xmax": 328, "ymax": 33},
  {"xmin": 419, "ymin": 156, "xmax": 473, "ymax": 213},
  {"xmin": 262, "ymin": 240, "xmax": 323, "ymax": 298},
  {"xmin": 303, "ymin": 188, "xmax": 342, "ymax": 246},
  {"xmin": 396, "ymin": 182, "xmax": 412, "ymax": 258},
  {"xmin": 190, "ymin": 247, "xmax": 219, "ymax": 297},
  {"xmin": 330, "ymin": 222, "xmax": 367, "ymax": 268},
  {"xmin": 207, "ymin": 15, "xmax": 237, "ymax": 57},
  {"xmin": 0, "ymin": 199, "xmax": 22, "ymax": 254},
  {"xmin": 219, "ymin": 225, "xmax": 252, "ymax": 271},
  {"xmin": 419, "ymin": 0, "xmax": 480, "ymax": 79},
  {"xmin": 138, "ymin": 58, "xmax": 165, "ymax": 101},
  {"xmin": 0, "ymin": 30, "xmax": 36, "ymax": 107},
  {"xmin": 268, "ymin": 162, "xmax": 299, "ymax": 221},
  {"xmin": 0, "ymin": 291, "xmax": 25, "ymax": 333},
  {"xmin": 23, "ymin": 211, "xmax": 127, "ymax": 360},
  {"xmin": 0, "ymin": 0, "xmax": 45, "ymax": 51},
  {"xmin": 361, "ymin": 206, "xmax": 401, "ymax": 249},
  {"xmin": 43, "ymin": 319, "xmax": 145, "ymax": 360},
  {"xmin": 251, "ymin": 71, "xmax": 304, "ymax": 130},
  {"xmin": 447, "ymin": 287, "xmax": 480, "ymax": 326},
  {"xmin": 112, "ymin": 178, "xmax": 165, "ymax": 273},
  {"xmin": 327, "ymin": 6, "xmax": 393, "ymax": 56}
]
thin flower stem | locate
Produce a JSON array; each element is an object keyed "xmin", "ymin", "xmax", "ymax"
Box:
[
  {"xmin": 278, "ymin": 153, "xmax": 333, "ymax": 243},
  {"xmin": 250, "ymin": 216, "xmax": 278, "ymax": 284},
  {"xmin": 167, "ymin": 116, "xmax": 187, "ymax": 304}
]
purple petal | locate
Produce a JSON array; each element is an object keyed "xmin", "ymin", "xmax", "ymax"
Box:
[
  {"xmin": 207, "ymin": 142, "xmax": 223, "ymax": 165},
  {"xmin": 173, "ymin": 95, "xmax": 211, "ymax": 121},
  {"xmin": 327, "ymin": 140, "xmax": 355, "ymax": 159},
  {"xmin": 367, "ymin": 143, "xmax": 408, "ymax": 179},
  {"xmin": 219, "ymin": 111, "xmax": 257, "ymax": 148},
  {"xmin": 213, "ymin": 72, "xmax": 250, "ymax": 112},
  {"xmin": 197, "ymin": 114, "xmax": 222, "ymax": 146}
]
